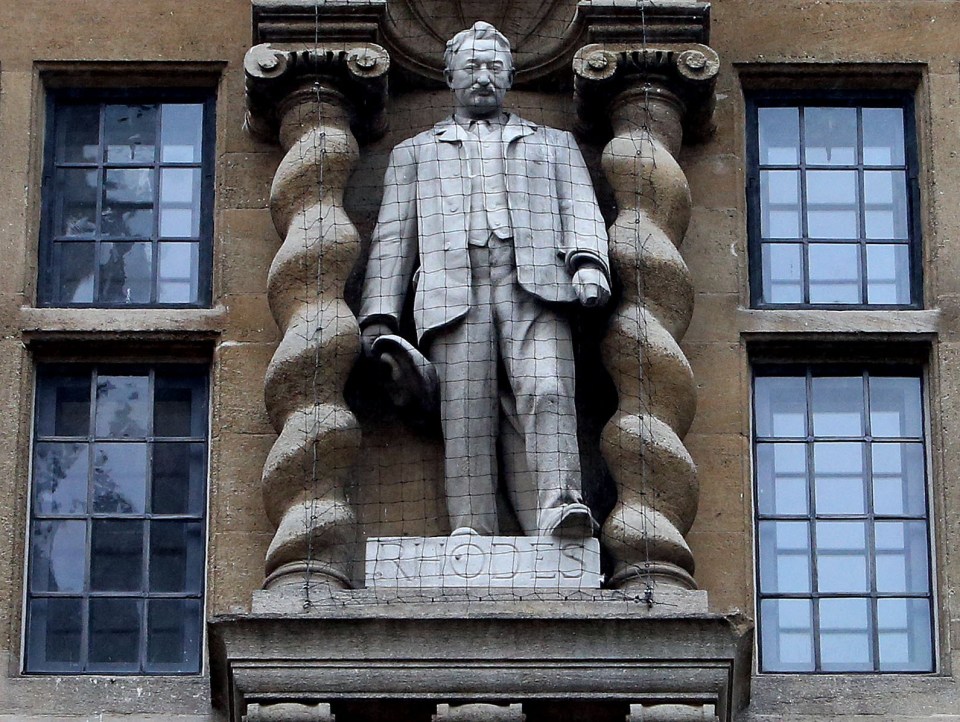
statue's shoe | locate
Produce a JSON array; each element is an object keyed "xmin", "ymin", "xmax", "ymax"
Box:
[
  {"xmin": 450, "ymin": 526, "xmax": 482, "ymax": 536},
  {"xmin": 538, "ymin": 503, "xmax": 597, "ymax": 538}
]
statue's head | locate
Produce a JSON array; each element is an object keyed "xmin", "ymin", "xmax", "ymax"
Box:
[{"xmin": 444, "ymin": 21, "xmax": 514, "ymax": 119}]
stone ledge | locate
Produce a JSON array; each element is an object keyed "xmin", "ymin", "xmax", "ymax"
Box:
[
  {"xmin": 19, "ymin": 305, "xmax": 227, "ymax": 343},
  {"xmin": 738, "ymin": 308, "xmax": 940, "ymax": 339},
  {"xmin": 250, "ymin": 587, "xmax": 711, "ymax": 615},
  {"xmin": 209, "ymin": 599, "xmax": 751, "ymax": 722}
]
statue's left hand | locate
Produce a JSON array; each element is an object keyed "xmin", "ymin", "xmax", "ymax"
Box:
[{"xmin": 573, "ymin": 266, "xmax": 611, "ymax": 308}]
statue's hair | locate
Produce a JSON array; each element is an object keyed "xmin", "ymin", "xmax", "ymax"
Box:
[{"xmin": 444, "ymin": 21, "xmax": 512, "ymax": 71}]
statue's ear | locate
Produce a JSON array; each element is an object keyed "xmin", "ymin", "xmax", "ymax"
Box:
[{"xmin": 444, "ymin": 69, "xmax": 454, "ymax": 89}]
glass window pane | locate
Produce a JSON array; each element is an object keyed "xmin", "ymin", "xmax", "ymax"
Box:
[
  {"xmin": 147, "ymin": 598, "xmax": 202, "ymax": 672},
  {"xmin": 877, "ymin": 598, "xmax": 933, "ymax": 672},
  {"xmin": 92, "ymin": 442, "xmax": 147, "ymax": 513},
  {"xmin": 104, "ymin": 104, "xmax": 157, "ymax": 164},
  {"xmin": 862, "ymin": 108, "xmax": 905, "ymax": 166},
  {"xmin": 875, "ymin": 521, "xmax": 929, "ymax": 593},
  {"xmin": 30, "ymin": 520, "xmax": 86, "ymax": 593},
  {"xmin": 98, "ymin": 241, "xmax": 152, "ymax": 304},
  {"xmin": 806, "ymin": 171, "xmax": 859, "ymax": 239},
  {"xmin": 757, "ymin": 443, "xmax": 808, "ymax": 515},
  {"xmin": 804, "ymin": 107, "xmax": 857, "ymax": 166},
  {"xmin": 755, "ymin": 376, "xmax": 806, "ymax": 438},
  {"xmin": 56, "ymin": 168, "xmax": 98, "ymax": 237},
  {"xmin": 149, "ymin": 521, "xmax": 204, "ymax": 593},
  {"xmin": 759, "ymin": 521, "xmax": 811, "ymax": 594},
  {"xmin": 812, "ymin": 376, "xmax": 864, "ymax": 436},
  {"xmin": 759, "ymin": 107, "xmax": 800, "ymax": 165},
  {"xmin": 760, "ymin": 598, "xmax": 814, "ymax": 672},
  {"xmin": 870, "ymin": 376, "xmax": 922, "ymax": 437},
  {"xmin": 761, "ymin": 242, "xmax": 803, "ymax": 303},
  {"xmin": 95, "ymin": 374, "xmax": 150, "ymax": 438},
  {"xmin": 864, "ymin": 171, "xmax": 908, "ymax": 240},
  {"xmin": 816, "ymin": 521, "xmax": 868, "ymax": 593},
  {"xmin": 153, "ymin": 442, "xmax": 206, "ymax": 515},
  {"xmin": 161, "ymin": 104, "xmax": 204, "ymax": 163},
  {"xmin": 813, "ymin": 442, "xmax": 865, "ymax": 515},
  {"xmin": 819, "ymin": 598, "xmax": 873, "ymax": 671},
  {"xmin": 90, "ymin": 520, "xmax": 143, "ymax": 592},
  {"xmin": 88, "ymin": 598, "xmax": 142, "ymax": 671},
  {"xmin": 866, "ymin": 244, "xmax": 911, "ymax": 305},
  {"xmin": 33, "ymin": 442, "xmax": 88, "ymax": 515},
  {"xmin": 154, "ymin": 371, "xmax": 206, "ymax": 437},
  {"xmin": 102, "ymin": 169, "xmax": 154, "ymax": 239},
  {"xmin": 760, "ymin": 170, "xmax": 801, "ymax": 238},
  {"xmin": 36, "ymin": 372, "xmax": 90, "ymax": 437},
  {"xmin": 872, "ymin": 442, "xmax": 926, "ymax": 516},
  {"xmin": 26, "ymin": 598, "xmax": 83, "ymax": 672},
  {"xmin": 56, "ymin": 242, "xmax": 96, "ymax": 304},
  {"xmin": 57, "ymin": 104, "xmax": 101, "ymax": 163},
  {"xmin": 157, "ymin": 242, "xmax": 199, "ymax": 303},
  {"xmin": 160, "ymin": 168, "xmax": 200, "ymax": 238},
  {"xmin": 808, "ymin": 242, "xmax": 860, "ymax": 304}
]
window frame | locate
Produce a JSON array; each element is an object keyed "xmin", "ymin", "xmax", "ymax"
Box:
[
  {"xmin": 751, "ymin": 363, "xmax": 937, "ymax": 674},
  {"xmin": 38, "ymin": 88, "xmax": 216, "ymax": 309},
  {"xmin": 23, "ymin": 362, "xmax": 210, "ymax": 675},
  {"xmin": 745, "ymin": 91, "xmax": 923, "ymax": 310}
]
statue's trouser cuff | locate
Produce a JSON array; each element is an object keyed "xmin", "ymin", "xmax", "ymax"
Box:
[{"xmin": 427, "ymin": 236, "xmax": 582, "ymax": 535}]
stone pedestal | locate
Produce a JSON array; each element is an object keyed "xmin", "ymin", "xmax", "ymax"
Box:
[{"xmin": 210, "ymin": 593, "xmax": 750, "ymax": 722}]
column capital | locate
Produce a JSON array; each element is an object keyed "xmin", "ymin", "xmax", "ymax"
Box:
[
  {"xmin": 244, "ymin": 42, "xmax": 389, "ymax": 144},
  {"xmin": 573, "ymin": 42, "xmax": 719, "ymax": 142}
]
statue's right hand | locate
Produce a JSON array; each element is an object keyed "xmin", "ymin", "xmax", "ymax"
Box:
[{"xmin": 360, "ymin": 322, "xmax": 393, "ymax": 357}]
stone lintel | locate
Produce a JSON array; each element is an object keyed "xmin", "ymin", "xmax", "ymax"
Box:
[
  {"xmin": 577, "ymin": 0, "xmax": 712, "ymax": 45},
  {"xmin": 365, "ymin": 536, "xmax": 602, "ymax": 589},
  {"xmin": 252, "ymin": 0, "xmax": 387, "ymax": 45},
  {"xmin": 243, "ymin": 42, "xmax": 389, "ymax": 144},
  {"xmin": 208, "ymin": 602, "xmax": 752, "ymax": 722},
  {"xmin": 573, "ymin": 42, "xmax": 719, "ymax": 142}
]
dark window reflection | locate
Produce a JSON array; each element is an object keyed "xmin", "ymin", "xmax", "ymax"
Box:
[
  {"xmin": 27, "ymin": 598, "xmax": 83, "ymax": 671},
  {"xmin": 90, "ymin": 520, "xmax": 143, "ymax": 592},
  {"xmin": 28, "ymin": 365, "xmax": 208, "ymax": 673},
  {"xmin": 88, "ymin": 598, "xmax": 141, "ymax": 670},
  {"xmin": 147, "ymin": 598, "xmax": 201, "ymax": 671},
  {"xmin": 42, "ymin": 97, "xmax": 208, "ymax": 307}
]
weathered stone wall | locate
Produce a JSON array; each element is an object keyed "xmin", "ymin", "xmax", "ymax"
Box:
[{"xmin": 0, "ymin": 0, "xmax": 958, "ymax": 719}]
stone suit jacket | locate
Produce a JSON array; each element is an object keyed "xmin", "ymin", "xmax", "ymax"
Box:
[{"xmin": 359, "ymin": 114, "xmax": 610, "ymax": 342}]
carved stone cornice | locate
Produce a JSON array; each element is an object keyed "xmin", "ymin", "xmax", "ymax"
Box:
[
  {"xmin": 243, "ymin": 42, "xmax": 389, "ymax": 144},
  {"xmin": 250, "ymin": 0, "xmax": 711, "ymax": 86},
  {"xmin": 252, "ymin": 0, "xmax": 388, "ymax": 44},
  {"xmin": 573, "ymin": 42, "xmax": 719, "ymax": 142},
  {"xmin": 577, "ymin": 0, "xmax": 712, "ymax": 45}
]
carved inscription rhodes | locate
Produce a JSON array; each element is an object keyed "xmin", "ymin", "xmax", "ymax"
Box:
[{"xmin": 366, "ymin": 536, "xmax": 602, "ymax": 589}]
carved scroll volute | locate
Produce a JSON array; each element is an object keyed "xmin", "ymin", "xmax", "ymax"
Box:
[
  {"xmin": 244, "ymin": 43, "xmax": 389, "ymax": 591},
  {"xmin": 574, "ymin": 44, "xmax": 719, "ymax": 591}
]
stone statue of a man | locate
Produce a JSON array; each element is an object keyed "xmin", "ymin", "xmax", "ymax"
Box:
[{"xmin": 359, "ymin": 21, "xmax": 611, "ymax": 538}]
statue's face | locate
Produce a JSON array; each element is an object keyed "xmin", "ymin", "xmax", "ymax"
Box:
[{"xmin": 445, "ymin": 36, "xmax": 514, "ymax": 118}]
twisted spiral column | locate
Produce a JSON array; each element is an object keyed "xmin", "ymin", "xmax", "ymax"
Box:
[
  {"xmin": 575, "ymin": 44, "xmax": 718, "ymax": 591},
  {"xmin": 244, "ymin": 44, "xmax": 389, "ymax": 590}
]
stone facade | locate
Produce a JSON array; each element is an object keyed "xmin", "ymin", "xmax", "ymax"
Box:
[{"xmin": 0, "ymin": 1, "xmax": 958, "ymax": 720}]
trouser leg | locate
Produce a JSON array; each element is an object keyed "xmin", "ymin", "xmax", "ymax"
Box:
[
  {"xmin": 426, "ymin": 248, "xmax": 499, "ymax": 534},
  {"xmin": 487, "ymin": 239, "xmax": 583, "ymax": 522}
]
